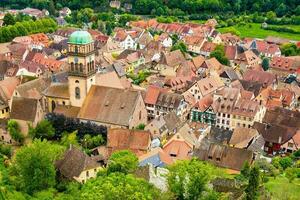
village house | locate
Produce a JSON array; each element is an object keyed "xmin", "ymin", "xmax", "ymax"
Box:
[
  {"xmin": 249, "ymin": 40, "xmax": 281, "ymax": 58},
  {"xmin": 199, "ymin": 41, "xmax": 217, "ymax": 57},
  {"xmin": 183, "ymin": 35, "xmax": 205, "ymax": 54},
  {"xmin": 220, "ymin": 33, "xmax": 240, "ymax": 46},
  {"xmin": 253, "ymin": 108, "xmax": 300, "ymax": 155},
  {"xmin": 162, "ymin": 134, "xmax": 193, "ymax": 160},
  {"xmin": 190, "ymin": 95, "xmax": 216, "ymax": 125},
  {"xmin": 212, "ymin": 88, "xmax": 240, "ymax": 130},
  {"xmin": 270, "ymin": 56, "xmax": 300, "ymax": 77},
  {"xmin": 230, "ymin": 98, "xmax": 266, "ymax": 130},
  {"xmin": 56, "ymin": 146, "xmax": 102, "ymax": 184},
  {"xmin": 243, "ymin": 69, "xmax": 276, "ymax": 88},
  {"xmin": 257, "ymin": 88, "xmax": 296, "ymax": 110},
  {"xmin": 144, "ymin": 85, "xmax": 188, "ymax": 120},
  {"xmin": 0, "ymin": 77, "xmax": 20, "ymax": 119},
  {"xmin": 145, "ymin": 111, "xmax": 183, "ymax": 139},
  {"xmin": 229, "ymin": 127, "xmax": 260, "ymax": 150},
  {"xmin": 156, "ymin": 50, "xmax": 186, "ymax": 76},
  {"xmin": 106, "ymin": 128, "xmax": 151, "ymax": 157},
  {"xmin": 186, "ymin": 76, "xmax": 224, "ymax": 101},
  {"xmin": 234, "ymin": 50, "xmax": 261, "ymax": 70},
  {"xmin": 9, "ymin": 96, "xmax": 44, "ymax": 135},
  {"xmin": 157, "ymin": 33, "xmax": 172, "ymax": 48},
  {"xmin": 194, "ymin": 141, "xmax": 254, "ymax": 172}
]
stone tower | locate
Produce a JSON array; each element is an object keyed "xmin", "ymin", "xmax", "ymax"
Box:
[{"xmin": 67, "ymin": 30, "xmax": 96, "ymax": 107}]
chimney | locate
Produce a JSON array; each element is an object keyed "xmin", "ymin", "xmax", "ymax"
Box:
[{"xmin": 278, "ymin": 136, "xmax": 282, "ymax": 144}]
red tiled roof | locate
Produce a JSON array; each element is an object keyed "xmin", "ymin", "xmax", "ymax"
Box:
[
  {"xmin": 144, "ymin": 85, "xmax": 164, "ymax": 105},
  {"xmin": 107, "ymin": 128, "xmax": 151, "ymax": 157}
]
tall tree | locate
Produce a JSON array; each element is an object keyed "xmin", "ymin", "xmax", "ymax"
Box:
[
  {"xmin": 167, "ymin": 158, "xmax": 222, "ymax": 200},
  {"xmin": 10, "ymin": 139, "xmax": 65, "ymax": 194},
  {"xmin": 3, "ymin": 13, "xmax": 15, "ymax": 26},
  {"xmin": 81, "ymin": 173, "xmax": 165, "ymax": 200},
  {"xmin": 245, "ymin": 166, "xmax": 260, "ymax": 200},
  {"xmin": 7, "ymin": 120, "xmax": 24, "ymax": 143},
  {"xmin": 107, "ymin": 150, "xmax": 138, "ymax": 174},
  {"xmin": 262, "ymin": 57, "xmax": 270, "ymax": 71}
]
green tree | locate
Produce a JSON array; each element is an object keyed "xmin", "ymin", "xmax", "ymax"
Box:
[
  {"xmin": 135, "ymin": 123, "xmax": 145, "ymax": 130},
  {"xmin": 245, "ymin": 166, "xmax": 260, "ymax": 200},
  {"xmin": 107, "ymin": 150, "xmax": 138, "ymax": 174},
  {"xmin": 171, "ymin": 41, "xmax": 187, "ymax": 53},
  {"xmin": 29, "ymin": 120, "xmax": 55, "ymax": 140},
  {"xmin": 3, "ymin": 13, "xmax": 15, "ymax": 26},
  {"xmin": 10, "ymin": 139, "xmax": 65, "ymax": 194},
  {"xmin": 167, "ymin": 158, "xmax": 222, "ymax": 200},
  {"xmin": 262, "ymin": 57, "xmax": 270, "ymax": 71},
  {"xmin": 81, "ymin": 173, "xmax": 164, "ymax": 200},
  {"xmin": 240, "ymin": 161, "xmax": 251, "ymax": 179},
  {"xmin": 61, "ymin": 131, "xmax": 79, "ymax": 147},
  {"xmin": 285, "ymin": 167, "xmax": 299, "ymax": 183},
  {"xmin": 278, "ymin": 157, "xmax": 293, "ymax": 170},
  {"xmin": 210, "ymin": 45, "xmax": 230, "ymax": 65},
  {"xmin": 7, "ymin": 120, "xmax": 24, "ymax": 143}
]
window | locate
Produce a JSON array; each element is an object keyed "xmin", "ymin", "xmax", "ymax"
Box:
[
  {"xmin": 1, "ymin": 110, "xmax": 4, "ymax": 114},
  {"xmin": 71, "ymin": 62, "xmax": 74, "ymax": 71},
  {"xmin": 75, "ymin": 46, "xmax": 78, "ymax": 53},
  {"xmin": 75, "ymin": 80, "xmax": 79, "ymax": 83},
  {"xmin": 75, "ymin": 87, "xmax": 80, "ymax": 99},
  {"xmin": 75, "ymin": 63, "xmax": 78, "ymax": 71},
  {"xmin": 62, "ymin": 101, "xmax": 65, "ymax": 105},
  {"xmin": 139, "ymin": 111, "xmax": 142, "ymax": 120},
  {"xmin": 86, "ymin": 171, "xmax": 89, "ymax": 177},
  {"xmin": 79, "ymin": 63, "xmax": 83, "ymax": 72}
]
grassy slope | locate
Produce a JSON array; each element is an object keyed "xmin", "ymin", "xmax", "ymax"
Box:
[
  {"xmin": 265, "ymin": 176, "xmax": 300, "ymax": 200},
  {"xmin": 217, "ymin": 23, "xmax": 300, "ymax": 41}
]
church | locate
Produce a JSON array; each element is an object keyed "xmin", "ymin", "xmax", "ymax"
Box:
[{"xmin": 44, "ymin": 30, "xmax": 147, "ymax": 129}]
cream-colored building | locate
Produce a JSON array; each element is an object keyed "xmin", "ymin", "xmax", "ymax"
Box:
[
  {"xmin": 230, "ymin": 99, "xmax": 266, "ymax": 130},
  {"xmin": 56, "ymin": 146, "xmax": 102, "ymax": 184}
]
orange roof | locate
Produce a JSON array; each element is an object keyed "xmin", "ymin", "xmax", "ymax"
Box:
[
  {"xmin": 144, "ymin": 85, "xmax": 167, "ymax": 105},
  {"xmin": 195, "ymin": 94, "xmax": 213, "ymax": 112},
  {"xmin": 163, "ymin": 139, "xmax": 192, "ymax": 160},
  {"xmin": 107, "ymin": 128, "xmax": 151, "ymax": 157}
]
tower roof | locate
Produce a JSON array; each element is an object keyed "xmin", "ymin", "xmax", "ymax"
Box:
[{"xmin": 68, "ymin": 30, "xmax": 93, "ymax": 44}]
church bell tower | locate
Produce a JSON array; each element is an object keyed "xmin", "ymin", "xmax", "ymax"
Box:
[{"xmin": 67, "ymin": 30, "xmax": 96, "ymax": 107}]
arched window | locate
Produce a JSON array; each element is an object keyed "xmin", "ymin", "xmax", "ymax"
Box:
[
  {"xmin": 91, "ymin": 61, "xmax": 94, "ymax": 71},
  {"xmin": 75, "ymin": 87, "xmax": 80, "ymax": 99},
  {"xmin": 75, "ymin": 63, "xmax": 78, "ymax": 71},
  {"xmin": 79, "ymin": 63, "xmax": 83, "ymax": 72},
  {"xmin": 71, "ymin": 62, "xmax": 74, "ymax": 71},
  {"xmin": 75, "ymin": 46, "xmax": 78, "ymax": 53},
  {"xmin": 75, "ymin": 80, "xmax": 79, "ymax": 83},
  {"xmin": 51, "ymin": 100, "xmax": 56, "ymax": 112},
  {"xmin": 87, "ymin": 62, "xmax": 90, "ymax": 72}
]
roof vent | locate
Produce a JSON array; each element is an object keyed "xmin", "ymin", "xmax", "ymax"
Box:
[{"xmin": 120, "ymin": 102, "xmax": 126, "ymax": 109}]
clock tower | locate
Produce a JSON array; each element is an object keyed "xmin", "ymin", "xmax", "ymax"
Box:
[{"xmin": 67, "ymin": 30, "xmax": 96, "ymax": 107}]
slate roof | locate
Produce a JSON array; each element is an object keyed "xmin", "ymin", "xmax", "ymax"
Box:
[
  {"xmin": 139, "ymin": 147, "xmax": 173, "ymax": 167},
  {"xmin": 56, "ymin": 146, "xmax": 100, "ymax": 180},
  {"xmin": 78, "ymin": 86, "xmax": 141, "ymax": 127},
  {"xmin": 207, "ymin": 126, "xmax": 233, "ymax": 144}
]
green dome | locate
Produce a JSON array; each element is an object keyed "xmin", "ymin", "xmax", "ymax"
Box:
[{"xmin": 68, "ymin": 30, "xmax": 93, "ymax": 44}]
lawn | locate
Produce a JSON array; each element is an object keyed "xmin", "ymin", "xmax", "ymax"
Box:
[
  {"xmin": 218, "ymin": 23, "xmax": 300, "ymax": 41},
  {"xmin": 265, "ymin": 176, "xmax": 300, "ymax": 200}
]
